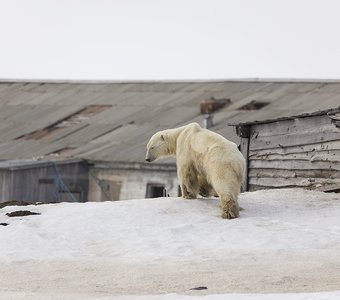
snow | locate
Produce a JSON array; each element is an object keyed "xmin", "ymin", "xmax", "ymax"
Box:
[{"xmin": 0, "ymin": 188, "xmax": 340, "ymax": 299}]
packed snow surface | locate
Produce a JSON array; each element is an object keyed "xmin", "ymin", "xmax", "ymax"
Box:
[{"xmin": 0, "ymin": 188, "xmax": 340, "ymax": 299}]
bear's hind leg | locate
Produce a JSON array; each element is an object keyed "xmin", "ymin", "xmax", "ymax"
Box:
[
  {"xmin": 220, "ymin": 193, "xmax": 240, "ymax": 219},
  {"xmin": 210, "ymin": 167, "xmax": 241, "ymax": 219}
]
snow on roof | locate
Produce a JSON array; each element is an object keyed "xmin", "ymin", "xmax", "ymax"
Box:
[{"xmin": 0, "ymin": 188, "xmax": 340, "ymax": 299}]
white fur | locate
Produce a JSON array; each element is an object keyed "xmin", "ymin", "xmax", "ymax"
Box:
[{"xmin": 146, "ymin": 123, "xmax": 246, "ymax": 219}]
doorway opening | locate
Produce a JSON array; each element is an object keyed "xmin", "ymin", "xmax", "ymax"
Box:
[{"xmin": 146, "ymin": 183, "xmax": 165, "ymax": 198}]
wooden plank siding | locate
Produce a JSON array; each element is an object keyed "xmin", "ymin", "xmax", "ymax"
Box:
[
  {"xmin": 242, "ymin": 113, "xmax": 340, "ymax": 192},
  {"xmin": 0, "ymin": 161, "xmax": 90, "ymax": 203}
]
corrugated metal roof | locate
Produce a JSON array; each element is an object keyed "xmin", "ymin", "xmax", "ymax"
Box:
[{"xmin": 0, "ymin": 80, "xmax": 339, "ymax": 164}]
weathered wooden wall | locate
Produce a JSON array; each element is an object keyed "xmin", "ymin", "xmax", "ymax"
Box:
[
  {"xmin": 0, "ymin": 161, "xmax": 89, "ymax": 203},
  {"xmin": 0, "ymin": 170, "xmax": 11, "ymax": 201},
  {"xmin": 244, "ymin": 114, "xmax": 340, "ymax": 191}
]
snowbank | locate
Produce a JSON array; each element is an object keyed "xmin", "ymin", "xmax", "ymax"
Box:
[{"xmin": 0, "ymin": 188, "xmax": 339, "ymax": 299}]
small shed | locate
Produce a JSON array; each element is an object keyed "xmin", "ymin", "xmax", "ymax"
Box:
[
  {"xmin": 0, "ymin": 159, "xmax": 89, "ymax": 203},
  {"xmin": 234, "ymin": 108, "xmax": 340, "ymax": 192}
]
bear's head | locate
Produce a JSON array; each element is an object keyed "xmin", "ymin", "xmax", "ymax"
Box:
[{"xmin": 145, "ymin": 131, "xmax": 170, "ymax": 162}]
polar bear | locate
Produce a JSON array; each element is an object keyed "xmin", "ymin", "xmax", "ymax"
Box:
[{"xmin": 145, "ymin": 122, "xmax": 246, "ymax": 219}]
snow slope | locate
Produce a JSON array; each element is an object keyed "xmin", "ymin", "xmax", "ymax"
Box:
[{"xmin": 0, "ymin": 188, "xmax": 340, "ymax": 299}]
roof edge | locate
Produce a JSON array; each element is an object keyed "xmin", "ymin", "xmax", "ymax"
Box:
[
  {"xmin": 2, "ymin": 78, "xmax": 340, "ymax": 84},
  {"xmin": 0, "ymin": 158, "xmax": 86, "ymax": 171},
  {"xmin": 89, "ymin": 160, "xmax": 177, "ymax": 172},
  {"xmin": 229, "ymin": 107, "xmax": 340, "ymax": 127}
]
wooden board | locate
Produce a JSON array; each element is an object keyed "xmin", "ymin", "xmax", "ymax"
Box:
[
  {"xmin": 239, "ymin": 137, "xmax": 249, "ymax": 192},
  {"xmin": 249, "ymin": 168, "xmax": 340, "ymax": 179},
  {"xmin": 250, "ymin": 126, "xmax": 340, "ymax": 150},
  {"xmin": 249, "ymin": 115, "xmax": 340, "ymax": 150},
  {"xmin": 249, "ymin": 149, "xmax": 340, "ymax": 163},
  {"xmin": 249, "ymin": 140, "xmax": 340, "ymax": 157},
  {"xmin": 248, "ymin": 176, "xmax": 340, "ymax": 189},
  {"xmin": 249, "ymin": 160, "xmax": 340, "ymax": 171}
]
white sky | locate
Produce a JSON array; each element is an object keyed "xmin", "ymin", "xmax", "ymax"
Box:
[{"xmin": 1, "ymin": 0, "xmax": 340, "ymax": 80}]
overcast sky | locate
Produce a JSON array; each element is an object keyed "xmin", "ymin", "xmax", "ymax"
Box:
[{"xmin": 1, "ymin": 0, "xmax": 340, "ymax": 80}]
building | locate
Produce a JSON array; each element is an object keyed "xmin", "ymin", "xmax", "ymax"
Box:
[
  {"xmin": 234, "ymin": 108, "xmax": 340, "ymax": 192},
  {"xmin": 0, "ymin": 80, "xmax": 340, "ymax": 202},
  {"xmin": 0, "ymin": 159, "xmax": 89, "ymax": 203},
  {"xmin": 88, "ymin": 161, "xmax": 178, "ymax": 201}
]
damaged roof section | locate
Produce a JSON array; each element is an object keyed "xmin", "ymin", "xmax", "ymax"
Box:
[
  {"xmin": 0, "ymin": 80, "xmax": 339, "ymax": 163},
  {"xmin": 17, "ymin": 105, "xmax": 112, "ymax": 140}
]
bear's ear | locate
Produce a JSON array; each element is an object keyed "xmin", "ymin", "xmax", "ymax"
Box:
[{"xmin": 160, "ymin": 134, "xmax": 166, "ymax": 141}]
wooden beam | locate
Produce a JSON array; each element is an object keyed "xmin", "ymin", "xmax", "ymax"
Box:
[{"xmin": 239, "ymin": 137, "xmax": 249, "ymax": 192}]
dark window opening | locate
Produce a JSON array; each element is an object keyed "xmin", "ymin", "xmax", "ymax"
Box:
[
  {"xmin": 238, "ymin": 100, "xmax": 269, "ymax": 110},
  {"xmin": 146, "ymin": 184, "xmax": 165, "ymax": 198}
]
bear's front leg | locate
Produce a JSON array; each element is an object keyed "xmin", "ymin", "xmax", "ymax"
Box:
[
  {"xmin": 197, "ymin": 175, "xmax": 216, "ymax": 197},
  {"xmin": 178, "ymin": 165, "xmax": 198, "ymax": 199},
  {"xmin": 181, "ymin": 184, "xmax": 197, "ymax": 199}
]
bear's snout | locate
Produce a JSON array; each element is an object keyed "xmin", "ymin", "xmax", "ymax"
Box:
[
  {"xmin": 145, "ymin": 155, "xmax": 155, "ymax": 162},
  {"xmin": 145, "ymin": 151, "xmax": 154, "ymax": 162}
]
